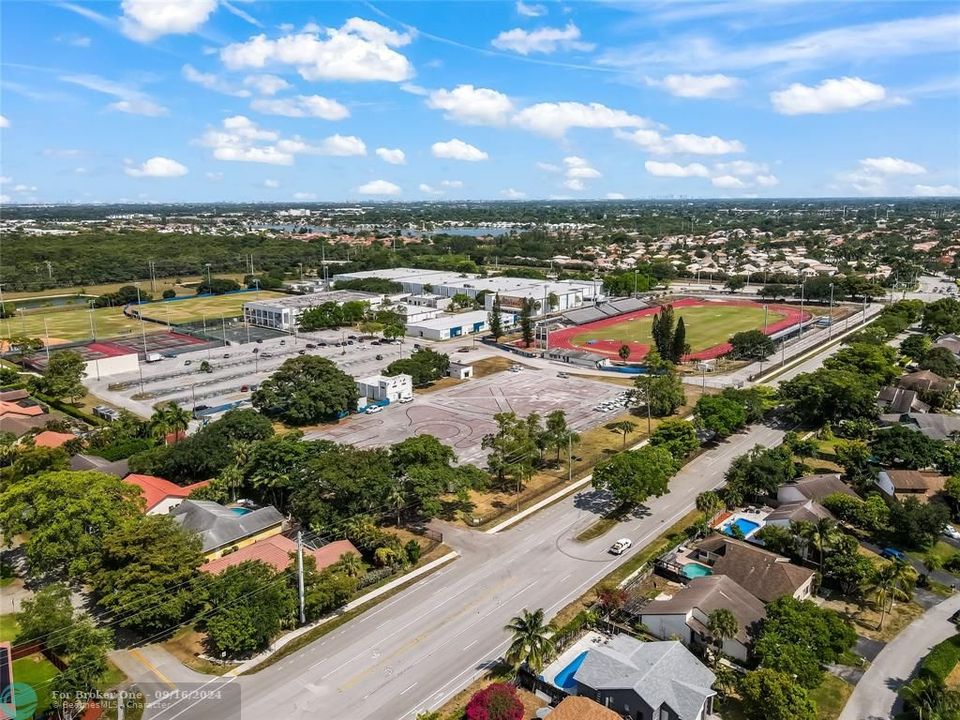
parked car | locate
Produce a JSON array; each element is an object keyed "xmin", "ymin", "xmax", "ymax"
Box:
[
  {"xmin": 298, "ymin": 349, "xmax": 306, "ymax": 355},
  {"xmin": 399, "ymin": 395, "xmax": 413, "ymax": 404},
  {"xmin": 364, "ymin": 405, "xmax": 383, "ymax": 414},
  {"xmin": 241, "ymin": 385, "xmax": 249, "ymax": 392},
  {"xmin": 376, "ymin": 354, "xmax": 384, "ymax": 360},
  {"xmin": 881, "ymin": 547, "xmax": 905, "ymax": 561},
  {"xmin": 557, "ymin": 372, "xmax": 569, "ymax": 378},
  {"xmin": 306, "ymin": 343, "xmax": 317, "ymax": 349},
  {"xmin": 943, "ymin": 525, "xmax": 960, "ymax": 541},
  {"xmin": 609, "ymin": 538, "xmax": 632, "ymax": 555},
  {"xmin": 184, "ymin": 359, "xmax": 192, "ymax": 366},
  {"xmin": 223, "ymin": 353, "xmax": 231, "ymax": 359}
]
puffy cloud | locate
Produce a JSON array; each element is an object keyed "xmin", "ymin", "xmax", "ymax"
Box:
[
  {"xmin": 914, "ymin": 184, "xmax": 960, "ymax": 196},
  {"xmin": 859, "ymin": 156, "xmax": 926, "ymax": 175},
  {"xmin": 221, "ymin": 19, "xmax": 413, "ymax": 82},
  {"xmin": 644, "ymin": 161, "xmax": 709, "ymax": 178},
  {"xmin": 512, "ymin": 101, "xmax": 650, "ymax": 138},
  {"xmin": 205, "ymin": 171, "xmax": 224, "ymax": 180},
  {"xmin": 61, "ymin": 74, "xmax": 168, "ymax": 116},
  {"xmin": 755, "ymin": 174, "xmax": 780, "ymax": 187},
  {"xmin": 250, "ymin": 95, "xmax": 349, "ymax": 120},
  {"xmin": 243, "ymin": 74, "xmax": 291, "ymax": 95},
  {"xmin": 182, "ymin": 64, "xmax": 251, "ymax": 97},
  {"xmin": 492, "ymin": 22, "xmax": 594, "ymax": 55},
  {"xmin": 263, "ymin": 179, "xmax": 279, "ymax": 188},
  {"xmin": 606, "ymin": 192, "xmax": 626, "ymax": 200},
  {"xmin": 770, "ymin": 76, "xmax": 886, "ymax": 115},
  {"xmin": 651, "ymin": 73, "xmax": 741, "ymax": 98},
  {"xmin": 0, "ymin": 115, "xmax": 8, "ymax": 128},
  {"xmin": 431, "ymin": 138, "xmax": 488, "ymax": 161},
  {"xmin": 120, "ymin": 0, "xmax": 219, "ymax": 42},
  {"xmin": 358, "ymin": 179, "xmax": 401, "ymax": 195},
  {"xmin": 441, "ymin": 179, "xmax": 463, "ymax": 188},
  {"xmin": 419, "ymin": 183, "xmax": 442, "ymax": 195},
  {"xmin": 516, "ymin": 1, "xmax": 547, "ymax": 17},
  {"xmin": 711, "ymin": 175, "xmax": 746, "ymax": 189},
  {"xmin": 537, "ymin": 162, "xmax": 560, "ymax": 172},
  {"xmin": 617, "ymin": 129, "xmax": 745, "ymax": 155},
  {"xmin": 501, "ymin": 188, "xmax": 527, "ymax": 199},
  {"xmin": 124, "ymin": 156, "xmax": 189, "ymax": 177},
  {"xmin": 293, "ymin": 191, "xmax": 316, "ymax": 200},
  {"xmin": 427, "ymin": 85, "xmax": 514, "ymax": 125},
  {"xmin": 198, "ymin": 115, "xmax": 365, "ymax": 165},
  {"xmin": 376, "ymin": 147, "xmax": 406, "ymax": 165},
  {"xmin": 561, "ymin": 156, "xmax": 601, "ymax": 191}
]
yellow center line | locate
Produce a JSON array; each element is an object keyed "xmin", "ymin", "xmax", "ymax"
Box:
[{"xmin": 128, "ymin": 649, "xmax": 177, "ymax": 689}]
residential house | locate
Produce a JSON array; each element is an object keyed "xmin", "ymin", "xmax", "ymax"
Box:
[
  {"xmin": 898, "ymin": 370, "xmax": 955, "ymax": 394},
  {"xmin": 693, "ymin": 536, "xmax": 816, "ymax": 602},
  {"xmin": 69, "ymin": 453, "xmax": 129, "ymax": 478},
  {"xmin": 935, "ymin": 334, "xmax": 960, "ymax": 358},
  {"xmin": 123, "ymin": 474, "xmax": 210, "ymax": 515},
  {"xmin": 876, "ymin": 385, "xmax": 930, "ymax": 415},
  {"xmin": 640, "ymin": 575, "xmax": 766, "ymax": 662},
  {"xmin": 880, "ymin": 413, "xmax": 960, "ymax": 442},
  {"xmin": 875, "ymin": 469, "xmax": 948, "ymax": 502},
  {"xmin": 572, "ymin": 636, "xmax": 716, "ymax": 720},
  {"xmin": 0, "ymin": 390, "xmax": 52, "ymax": 437},
  {"xmin": 547, "ymin": 696, "xmax": 621, "ymax": 720},
  {"xmin": 31, "ymin": 430, "xmax": 76, "ymax": 449},
  {"xmin": 765, "ymin": 499, "xmax": 835, "ymax": 528},
  {"xmin": 171, "ymin": 500, "xmax": 285, "ymax": 559},
  {"xmin": 777, "ymin": 473, "xmax": 858, "ymax": 505},
  {"xmin": 201, "ymin": 536, "xmax": 359, "ymax": 575}
]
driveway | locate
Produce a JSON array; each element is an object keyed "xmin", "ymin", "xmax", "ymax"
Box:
[{"xmin": 838, "ymin": 592, "xmax": 960, "ymax": 720}]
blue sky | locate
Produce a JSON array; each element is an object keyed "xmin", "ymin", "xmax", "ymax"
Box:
[{"xmin": 1, "ymin": 0, "xmax": 958, "ymax": 203}]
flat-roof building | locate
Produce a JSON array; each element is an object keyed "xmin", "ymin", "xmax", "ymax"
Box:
[
  {"xmin": 243, "ymin": 289, "xmax": 381, "ymax": 331},
  {"xmin": 405, "ymin": 309, "xmax": 516, "ymax": 341},
  {"xmin": 357, "ymin": 373, "xmax": 412, "ymax": 404}
]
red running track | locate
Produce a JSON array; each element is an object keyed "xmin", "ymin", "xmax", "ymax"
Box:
[{"xmin": 548, "ymin": 298, "xmax": 810, "ymax": 362}]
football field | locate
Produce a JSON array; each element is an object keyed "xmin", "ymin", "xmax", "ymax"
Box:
[{"xmin": 138, "ymin": 291, "xmax": 285, "ymax": 324}]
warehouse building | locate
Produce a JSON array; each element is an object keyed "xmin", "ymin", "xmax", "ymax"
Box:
[
  {"xmin": 405, "ymin": 309, "xmax": 516, "ymax": 341},
  {"xmin": 356, "ymin": 373, "xmax": 412, "ymax": 404},
  {"xmin": 243, "ymin": 290, "xmax": 381, "ymax": 331}
]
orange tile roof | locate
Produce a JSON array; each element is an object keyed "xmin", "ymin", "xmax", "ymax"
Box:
[
  {"xmin": 33, "ymin": 430, "xmax": 76, "ymax": 448},
  {"xmin": 201, "ymin": 536, "xmax": 359, "ymax": 575},
  {"xmin": 548, "ymin": 697, "xmax": 622, "ymax": 720},
  {"xmin": 0, "ymin": 401, "xmax": 44, "ymax": 418},
  {"xmin": 123, "ymin": 474, "xmax": 208, "ymax": 512}
]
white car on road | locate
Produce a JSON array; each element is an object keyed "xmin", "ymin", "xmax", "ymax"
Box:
[
  {"xmin": 943, "ymin": 524, "xmax": 960, "ymax": 540},
  {"xmin": 364, "ymin": 405, "xmax": 383, "ymax": 414},
  {"xmin": 609, "ymin": 538, "xmax": 632, "ymax": 555}
]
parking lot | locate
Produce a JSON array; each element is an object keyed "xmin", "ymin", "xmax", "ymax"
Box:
[
  {"xmin": 303, "ymin": 367, "xmax": 626, "ymax": 465},
  {"xmin": 86, "ymin": 330, "xmax": 416, "ymax": 417}
]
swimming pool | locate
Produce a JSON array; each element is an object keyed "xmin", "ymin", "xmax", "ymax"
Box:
[
  {"xmin": 724, "ymin": 518, "xmax": 761, "ymax": 537},
  {"xmin": 682, "ymin": 562, "xmax": 714, "ymax": 579},
  {"xmin": 229, "ymin": 507, "xmax": 252, "ymax": 516},
  {"xmin": 553, "ymin": 651, "xmax": 588, "ymax": 690}
]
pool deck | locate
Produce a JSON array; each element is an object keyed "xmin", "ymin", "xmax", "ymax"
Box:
[
  {"xmin": 714, "ymin": 507, "xmax": 772, "ymax": 538},
  {"xmin": 541, "ymin": 630, "xmax": 606, "ymax": 691}
]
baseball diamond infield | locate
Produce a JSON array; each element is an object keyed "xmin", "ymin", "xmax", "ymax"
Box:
[{"xmin": 549, "ymin": 298, "xmax": 810, "ymax": 362}]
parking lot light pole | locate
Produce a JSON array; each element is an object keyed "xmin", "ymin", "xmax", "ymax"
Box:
[
  {"xmin": 828, "ymin": 283, "xmax": 834, "ymax": 339},
  {"xmin": 135, "ymin": 283, "xmax": 148, "ymax": 360},
  {"xmin": 220, "ymin": 314, "xmax": 227, "ymax": 347}
]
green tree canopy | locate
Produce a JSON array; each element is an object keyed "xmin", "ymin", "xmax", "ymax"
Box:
[
  {"xmin": 32, "ymin": 349, "xmax": 87, "ymax": 401},
  {"xmin": 649, "ymin": 418, "xmax": 699, "ymax": 460},
  {"xmin": 695, "ymin": 395, "xmax": 748, "ymax": 438},
  {"xmin": 253, "ymin": 355, "xmax": 358, "ymax": 425},
  {"xmin": 728, "ymin": 329, "xmax": 775, "ymax": 361},
  {"xmin": 592, "ymin": 445, "xmax": 677, "ymax": 507},
  {"xmin": 739, "ymin": 669, "xmax": 817, "ymax": 720},
  {"xmin": 633, "ymin": 350, "xmax": 685, "ymax": 417}
]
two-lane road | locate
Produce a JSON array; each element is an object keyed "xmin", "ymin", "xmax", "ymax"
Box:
[{"xmin": 145, "ymin": 423, "xmax": 784, "ymax": 720}]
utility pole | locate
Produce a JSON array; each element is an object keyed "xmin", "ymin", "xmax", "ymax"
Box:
[
  {"xmin": 568, "ymin": 433, "xmax": 573, "ymax": 483},
  {"xmin": 149, "ymin": 260, "xmax": 157, "ymax": 293},
  {"xmin": 204, "ymin": 263, "xmax": 212, "ymax": 293},
  {"xmin": 296, "ymin": 531, "xmax": 306, "ymax": 625},
  {"xmin": 799, "ymin": 280, "xmax": 805, "ymax": 338},
  {"xmin": 42, "ymin": 318, "xmax": 51, "ymax": 364},
  {"xmin": 828, "ymin": 283, "xmax": 834, "ymax": 339},
  {"xmin": 220, "ymin": 314, "xmax": 227, "ymax": 347},
  {"xmin": 135, "ymin": 283, "xmax": 148, "ymax": 360}
]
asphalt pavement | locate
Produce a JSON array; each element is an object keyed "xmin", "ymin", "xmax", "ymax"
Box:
[{"xmin": 141, "ymin": 422, "xmax": 785, "ymax": 720}]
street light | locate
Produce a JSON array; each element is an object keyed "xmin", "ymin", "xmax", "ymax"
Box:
[
  {"xmin": 828, "ymin": 283, "xmax": 834, "ymax": 339},
  {"xmin": 204, "ymin": 263, "xmax": 212, "ymax": 293}
]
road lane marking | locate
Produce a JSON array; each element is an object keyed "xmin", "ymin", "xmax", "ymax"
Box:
[
  {"xmin": 128, "ymin": 649, "xmax": 176, "ymax": 690},
  {"xmin": 462, "ymin": 639, "xmax": 479, "ymax": 651},
  {"xmin": 400, "ymin": 682, "xmax": 418, "ymax": 695}
]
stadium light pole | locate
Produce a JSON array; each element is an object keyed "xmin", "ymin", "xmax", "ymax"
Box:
[
  {"xmin": 828, "ymin": 283, "xmax": 834, "ymax": 339},
  {"xmin": 220, "ymin": 314, "xmax": 227, "ymax": 347},
  {"xmin": 88, "ymin": 300, "xmax": 97, "ymax": 341},
  {"xmin": 204, "ymin": 263, "xmax": 212, "ymax": 293},
  {"xmin": 42, "ymin": 318, "xmax": 51, "ymax": 364},
  {"xmin": 135, "ymin": 282, "xmax": 148, "ymax": 361}
]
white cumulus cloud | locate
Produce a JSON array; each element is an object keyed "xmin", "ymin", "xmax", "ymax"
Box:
[
  {"xmin": 419, "ymin": 183, "xmax": 442, "ymax": 195},
  {"xmin": 182, "ymin": 64, "xmax": 250, "ymax": 97},
  {"xmin": 250, "ymin": 95, "xmax": 349, "ymax": 120},
  {"xmin": 441, "ymin": 179, "xmax": 463, "ymax": 188},
  {"xmin": 711, "ymin": 175, "xmax": 746, "ymax": 189},
  {"xmin": 914, "ymin": 184, "xmax": 960, "ymax": 196},
  {"xmin": 606, "ymin": 192, "xmax": 626, "ymax": 200},
  {"xmin": 376, "ymin": 147, "xmax": 406, "ymax": 165},
  {"xmin": 512, "ymin": 101, "xmax": 650, "ymax": 138},
  {"xmin": 124, "ymin": 156, "xmax": 188, "ymax": 177},
  {"xmin": 859, "ymin": 156, "xmax": 926, "ymax": 175},
  {"xmin": 263, "ymin": 179, "xmax": 279, "ymax": 188},
  {"xmin": 652, "ymin": 74, "xmax": 741, "ymax": 98},
  {"xmin": 516, "ymin": 0, "xmax": 547, "ymax": 17},
  {"xmin": 221, "ymin": 18, "xmax": 413, "ymax": 82},
  {"xmin": 644, "ymin": 161, "xmax": 710, "ymax": 178},
  {"xmin": 243, "ymin": 74, "xmax": 290, "ymax": 96},
  {"xmin": 120, "ymin": 0, "xmax": 219, "ymax": 42},
  {"xmin": 561, "ymin": 156, "xmax": 601, "ymax": 191},
  {"xmin": 493, "ymin": 22, "xmax": 594, "ymax": 55},
  {"xmin": 501, "ymin": 188, "xmax": 527, "ymax": 199},
  {"xmin": 0, "ymin": 115, "xmax": 8, "ymax": 128},
  {"xmin": 427, "ymin": 84, "xmax": 514, "ymax": 125},
  {"xmin": 293, "ymin": 191, "xmax": 316, "ymax": 200},
  {"xmin": 618, "ymin": 129, "xmax": 744, "ymax": 155},
  {"xmin": 198, "ymin": 115, "xmax": 365, "ymax": 165},
  {"xmin": 431, "ymin": 138, "xmax": 488, "ymax": 161},
  {"xmin": 770, "ymin": 76, "xmax": 887, "ymax": 115},
  {"xmin": 358, "ymin": 179, "xmax": 401, "ymax": 195}
]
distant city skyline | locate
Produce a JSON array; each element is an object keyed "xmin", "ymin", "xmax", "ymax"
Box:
[{"xmin": 1, "ymin": 0, "xmax": 958, "ymax": 204}]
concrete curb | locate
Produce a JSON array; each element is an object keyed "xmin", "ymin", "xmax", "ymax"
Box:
[{"xmin": 225, "ymin": 550, "xmax": 459, "ymax": 676}]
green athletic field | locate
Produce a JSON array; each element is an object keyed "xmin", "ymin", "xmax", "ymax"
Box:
[
  {"xmin": 570, "ymin": 304, "xmax": 783, "ymax": 352},
  {"xmin": 1, "ymin": 291, "xmax": 285, "ymax": 343}
]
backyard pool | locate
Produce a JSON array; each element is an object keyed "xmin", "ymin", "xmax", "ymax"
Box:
[
  {"xmin": 724, "ymin": 518, "xmax": 761, "ymax": 538},
  {"xmin": 229, "ymin": 507, "xmax": 252, "ymax": 516},
  {"xmin": 682, "ymin": 562, "xmax": 714, "ymax": 579},
  {"xmin": 553, "ymin": 651, "xmax": 588, "ymax": 690}
]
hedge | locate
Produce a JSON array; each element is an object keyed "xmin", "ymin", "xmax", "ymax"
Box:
[{"xmin": 919, "ymin": 634, "xmax": 960, "ymax": 683}]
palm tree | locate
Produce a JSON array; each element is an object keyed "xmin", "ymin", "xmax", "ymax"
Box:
[
  {"xmin": 887, "ymin": 559, "xmax": 916, "ymax": 613},
  {"xmin": 706, "ymin": 608, "xmax": 738, "ymax": 663},
  {"xmin": 609, "ymin": 420, "xmax": 638, "ymax": 449},
  {"xmin": 867, "ymin": 561, "xmax": 915, "ymax": 630},
  {"xmin": 388, "ymin": 480, "xmax": 407, "ymax": 526},
  {"xmin": 696, "ymin": 491, "xmax": 723, "ymax": 522},
  {"xmin": 335, "ymin": 552, "xmax": 367, "ymax": 579},
  {"xmin": 504, "ymin": 608, "xmax": 555, "ymax": 674},
  {"xmin": 794, "ymin": 519, "xmax": 838, "ymax": 567},
  {"xmin": 618, "ymin": 344, "xmax": 631, "ymax": 362},
  {"xmin": 149, "ymin": 402, "xmax": 191, "ymax": 445}
]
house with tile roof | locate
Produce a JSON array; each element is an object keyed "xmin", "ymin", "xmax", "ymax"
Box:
[
  {"xmin": 0, "ymin": 390, "xmax": 53, "ymax": 437},
  {"xmin": 693, "ymin": 536, "xmax": 816, "ymax": 603},
  {"xmin": 546, "ymin": 696, "xmax": 621, "ymax": 720},
  {"xmin": 640, "ymin": 575, "xmax": 766, "ymax": 662},
  {"xmin": 776, "ymin": 473, "xmax": 858, "ymax": 504},
  {"xmin": 572, "ymin": 636, "xmax": 716, "ymax": 720},
  {"xmin": 201, "ymin": 536, "xmax": 359, "ymax": 575},
  {"xmin": 31, "ymin": 430, "xmax": 77, "ymax": 449},
  {"xmin": 123, "ymin": 474, "xmax": 210, "ymax": 515}
]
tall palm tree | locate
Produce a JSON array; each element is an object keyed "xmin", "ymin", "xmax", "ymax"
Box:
[
  {"xmin": 504, "ymin": 608, "xmax": 555, "ymax": 674},
  {"xmin": 610, "ymin": 420, "xmax": 638, "ymax": 449},
  {"xmin": 335, "ymin": 552, "xmax": 367, "ymax": 579},
  {"xmin": 388, "ymin": 480, "xmax": 407, "ymax": 526},
  {"xmin": 706, "ymin": 608, "xmax": 738, "ymax": 663},
  {"xmin": 886, "ymin": 559, "xmax": 916, "ymax": 613},
  {"xmin": 867, "ymin": 561, "xmax": 915, "ymax": 630},
  {"xmin": 149, "ymin": 402, "xmax": 191, "ymax": 445},
  {"xmin": 696, "ymin": 491, "xmax": 722, "ymax": 522}
]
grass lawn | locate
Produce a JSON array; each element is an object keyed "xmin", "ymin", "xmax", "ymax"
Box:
[
  {"xmin": 12, "ymin": 654, "xmax": 58, "ymax": 716},
  {"xmin": 2, "ymin": 305, "xmax": 143, "ymax": 343},
  {"xmin": 810, "ymin": 674, "xmax": 854, "ymax": 720},
  {"xmin": 909, "ymin": 540, "xmax": 958, "ymax": 568},
  {"xmin": 821, "ymin": 595, "xmax": 924, "ymax": 643},
  {"xmin": 3, "ymin": 274, "xmax": 249, "ymax": 301},
  {"xmin": 0, "ymin": 613, "xmax": 20, "ymax": 642},
  {"xmin": 138, "ymin": 291, "xmax": 285, "ymax": 325},
  {"xmin": 569, "ymin": 304, "xmax": 783, "ymax": 354}
]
